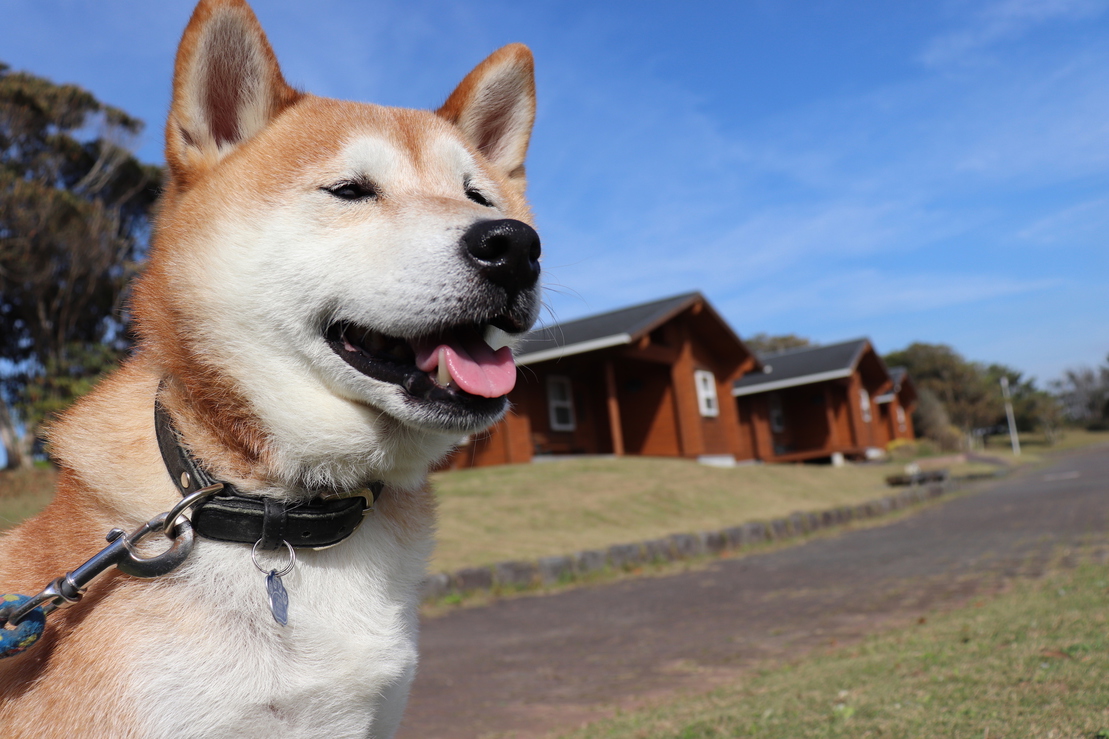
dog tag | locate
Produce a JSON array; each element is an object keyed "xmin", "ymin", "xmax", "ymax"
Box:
[{"xmin": 266, "ymin": 570, "xmax": 289, "ymax": 626}]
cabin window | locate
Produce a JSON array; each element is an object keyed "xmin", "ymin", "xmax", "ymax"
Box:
[
  {"xmin": 694, "ymin": 370, "xmax": 719, "ymax": 417},
  {"xmin": 547, "ymin": 375, "xmax": 576, "ymax": 431},
  {"xmin": 769, "ymin": 393, "xmax": 785, "ymax": 433},
  {"xmin": 896, "ymin": 406, "xmax": 907, "ymax": 432},
  {"xmin": 859, "ymin": 388, "xmax": 872, "ymax": 423}
]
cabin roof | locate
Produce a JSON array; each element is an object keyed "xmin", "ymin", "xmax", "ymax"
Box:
[
  {"xmin": 515, "ymin": 291, "xmax": 727, "ymax": 365},
  {"xmin": 879, "ymin": 365, "xmax": 917, "ymax": 406},
  {"xmin": 731, "ymin": 338, "xmax": 877, "ymax": 396}
]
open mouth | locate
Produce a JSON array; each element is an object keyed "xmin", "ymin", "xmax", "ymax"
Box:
[{"xmin": 325, "ymin": 320, "xmax": 519, "ymax": 412}]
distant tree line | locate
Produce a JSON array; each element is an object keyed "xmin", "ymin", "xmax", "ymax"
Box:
[
  {"xmin": 1, "ymin": 61, "xmax": 161, "ymax": 468},
  {"xmin": 883, "ymin": 343, "xmax": 1062, "ymax": 450},
  {"xmin": 744, "ymin": 333, "xmax": 812, "ymax": 355},
  {"xmin": 1052, "ymin": 358, "xmax": 1109, "ymax": 430}
]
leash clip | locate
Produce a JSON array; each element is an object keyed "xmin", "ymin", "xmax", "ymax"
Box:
[
  {"xmin": 0, "ymin": 483, "xmax": 224, "ymax": 657},
  {"xmin": 3, "ymin": 513, "xmax": 195, "ymax": 629}
]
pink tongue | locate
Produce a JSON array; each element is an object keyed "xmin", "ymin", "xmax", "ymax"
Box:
[{"xmin": 414, "ymin": 334, "xmax": 517, "ymax": 398}]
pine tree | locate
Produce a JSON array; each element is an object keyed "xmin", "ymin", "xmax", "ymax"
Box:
[{"xmin": 0, "ymin": 62, "xmax": 161, "ymax": 467}]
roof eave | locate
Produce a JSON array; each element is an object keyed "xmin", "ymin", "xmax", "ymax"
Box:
[
  {"xmin": 732, "ymin": 367, "xmax": 855, "ymax": 397},
  {"xmin": 515, "ymin": 333, "xmax": 634, "ymax": 366}
]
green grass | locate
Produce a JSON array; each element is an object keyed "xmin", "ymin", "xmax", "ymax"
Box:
[
  {"xmin": 432, "ymin": 456, "xmax": 913, "ymax": 571},
  {"xmin": 0, "ymin": 466, "xmax": 57, "ymax": 532},
  {"xmin": 7, "ymin": 454, "xmax": 906, "ymax": 567},
  {"xmin": 429, "ymin": 428, "xmax": 1109, "ymax": 572},
  {"xmin": 557, "ymin": 557, "xmax": 1109, "ymax": 739},
  {"xmin": 4, "ymin": 428, "xmax": 1106, "ymax": 571},
  {"xmin": 967, "ymin": 428, "xmax": 1109, "ymax": 465}
]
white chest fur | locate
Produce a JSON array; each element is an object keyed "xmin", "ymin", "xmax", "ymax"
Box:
[{"xmin": 125, "ymin": 515, "xmax": 431, "ymax": 739}]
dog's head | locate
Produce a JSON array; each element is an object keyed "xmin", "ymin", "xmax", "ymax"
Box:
[{"xmin": 133, "ymin": 0, "xmax": 540, "ymax": 484}]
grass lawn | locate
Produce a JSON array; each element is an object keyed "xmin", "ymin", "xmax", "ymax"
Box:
[
  {"xmin": 0, "ymin": 466, "xmax": 57, "ymax": 533},
  {"xmin": 429, "ymin": 429, "xmax": 1107, "ymax": 571},
  {"xmin": 8, "ymin": 454, "xmax": 907, "ymax": 570},
  {"xmin": 970, "ymin": 428, "xmax": 1108, "ymax": 464},
  {"xmin": 3, "ymin": 428, "xmax": 1106, "ymax": 573},
  {"xmin": 556, "ymin": 556, "xmax": 1109, "ymax": 739},
  {"xmin": 431, "ymin": 456, "xmax": 925, "ymax": 572}
]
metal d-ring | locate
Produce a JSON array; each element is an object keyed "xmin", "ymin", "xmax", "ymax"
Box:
[
  {"xmin": 163, "ymin": 482, "xmax": 225, "ymax": 535},
  {"xmin": 251, "ymin": 539, "xmax": 296, "ymax": 577}
]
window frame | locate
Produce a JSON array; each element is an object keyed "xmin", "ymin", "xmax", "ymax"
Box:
[
  {"xmin": 859, "ymin": 388, "xmax": 872, "ymax": 423},
  {"xmin": 768, "ymin": 392, "xmax": 785, "ymax": 433},
  {"xmin": 546, "ymin": 375, "xmax": 577, "ymax": 432},
  {"xmin": 693, "ymin": 369, "xmax": 719, "ymax": 418}
]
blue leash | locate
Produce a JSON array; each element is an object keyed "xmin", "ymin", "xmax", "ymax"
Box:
[{"xmin": 0, "ymin": 594, "xmax": 46, "ymax": 657}]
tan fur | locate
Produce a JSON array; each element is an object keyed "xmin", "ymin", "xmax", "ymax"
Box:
[{"xmin": 0, "ymin": 1, "xmax": 537, "ymax": 735}]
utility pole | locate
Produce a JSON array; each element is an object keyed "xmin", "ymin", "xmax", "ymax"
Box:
[{"xmin": 1000, "ymin": 376, "xmax": 1021, "ymax": 456}]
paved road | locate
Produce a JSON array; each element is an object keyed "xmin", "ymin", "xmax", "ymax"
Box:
[{"xmin": 398, "ymin": 445, "xmax": 1109, "ymax": 739}]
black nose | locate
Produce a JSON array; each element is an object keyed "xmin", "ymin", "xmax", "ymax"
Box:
[{"xmin": 461, "ymin": 219, "xmax": 541, "ymax": 293}]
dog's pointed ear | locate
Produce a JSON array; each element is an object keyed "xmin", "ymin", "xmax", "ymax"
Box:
[
  {"xmin": 165, "ymin": 0, "xmax": 301, "ymax": 187},
  {"xmin": 437, "ymin": 44, "xmax": 536, "ymax": 184}
]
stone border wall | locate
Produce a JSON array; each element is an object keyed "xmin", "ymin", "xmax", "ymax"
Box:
[{"xmin": 420, "ymin": 481, "xmax": 960, "ymax": 602}]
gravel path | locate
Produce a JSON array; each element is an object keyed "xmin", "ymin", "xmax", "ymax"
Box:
[{"xmin": 398, "ymin": 445, "xmax": 1109, "ymax": 739}]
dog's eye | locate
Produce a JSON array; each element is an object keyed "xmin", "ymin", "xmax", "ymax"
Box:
[
  {"xmin": 323, "ymin": 181, "xmax": 378, "ymax": 201},
  {"xmin": 465, "ymin": 187, "xmax": 493, "ymax": 208}
]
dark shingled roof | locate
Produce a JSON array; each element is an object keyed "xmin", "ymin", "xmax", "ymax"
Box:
[
  {"xmin": 732, "ymin": 338, "xmax": 870, "ymax": 396},
  {"xmin": 515, "ymin": 292, "xmax": 704, "ymax": 364}
]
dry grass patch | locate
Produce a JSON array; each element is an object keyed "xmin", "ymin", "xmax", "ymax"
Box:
[
  {"xmin": 432, "ymin": 457, "xmax": 900, "ymax": 571},
  {"xmin": 0, "ymin": 466, "xmax": 57, "ymax": 532},
  {"xmin": 3, "ymin": 429, "xmax": 1105, "ymax": 569},
  {"xmin": 969, "ymin": 428, "xmax": 1109, "ymax": 466}
]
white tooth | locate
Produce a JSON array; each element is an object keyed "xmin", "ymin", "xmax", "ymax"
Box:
[
  {"xmin": 484, "ymin": 325, "xmax": 510, "ymax": 351},
  {"xmin": 437, "ymin": 348, "xmax": 451, "ymax": 387}
]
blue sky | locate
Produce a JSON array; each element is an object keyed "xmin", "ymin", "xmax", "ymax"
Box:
[{"xmin": 3, "ymin": 0, "xmax": 1107, "ymax": 386}]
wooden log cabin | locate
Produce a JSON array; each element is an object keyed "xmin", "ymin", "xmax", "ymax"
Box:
[
  {"xmin": 872, "ymin": 366, "xmax": 918, "ymax": 448},
  {"xmin": 444, "ymin": 292, "xmax": 761, "ymax": 468},
  {"xmin": 731, "ymin": 339, "xmax": 914, "ymax": 463}
]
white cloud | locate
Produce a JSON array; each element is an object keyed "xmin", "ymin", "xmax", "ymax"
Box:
[
  {"xmin": 715, "ymin": 270, "xmax": 1061, "ymax": 326},
  {"xmin": 919, "ymin": 0, "xmax": 1106, "ymax": 67},
  {"xmin": 1017, "ymin": 196, "xmax": 1109, "ymax": 245}
]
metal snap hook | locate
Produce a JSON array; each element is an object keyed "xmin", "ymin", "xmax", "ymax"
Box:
[{"xmin": 117, "ymin": 513, "xmax": 195, "ymax": 578}]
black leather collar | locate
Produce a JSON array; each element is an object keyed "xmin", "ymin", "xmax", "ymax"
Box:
[{"xmin": 154, "ymin": 392, "xmax": 380, "ymax": 550}]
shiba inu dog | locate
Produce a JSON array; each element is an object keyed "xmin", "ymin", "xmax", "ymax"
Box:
[{"xmin": 0, "ymin": 0, "xmax": 539, "ymax": 736}]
